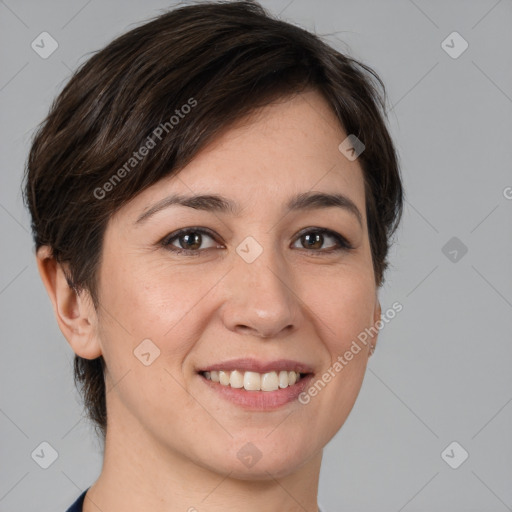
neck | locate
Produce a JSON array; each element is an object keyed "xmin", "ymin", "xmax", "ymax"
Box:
[{"xmin": 83, "ymin": 406, "xmax": 323, "ymax": 512}]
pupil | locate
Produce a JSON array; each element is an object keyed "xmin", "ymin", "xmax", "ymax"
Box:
[
  {"xmin": 182, "ymin": 232, "xmax": 201, "ymax": 250},
  {"xmin": 305, "ymin": 233, "xmax": 322, "ymax": 249}
]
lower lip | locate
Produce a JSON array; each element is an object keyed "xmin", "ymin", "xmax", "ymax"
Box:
[{"xmin": 199, "ymin": 373, "xmax": 314, "ymax": 410}]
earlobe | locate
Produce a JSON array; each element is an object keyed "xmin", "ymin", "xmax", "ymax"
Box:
[
  {"xmin": 36, "ymin": 246, "xmax": 102, "ymax": 360},
  {"xmin": 369, "ymin": 296, "xmax": 382, "ymax": 357},
  {"xmin": 373, "ymin": 298, "xmax": 382, "ymax": 326}
]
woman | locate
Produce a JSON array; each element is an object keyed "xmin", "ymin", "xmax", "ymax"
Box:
[{"xmin": 23, "ymin": 1, "xmax": 403, "ymax": 510}]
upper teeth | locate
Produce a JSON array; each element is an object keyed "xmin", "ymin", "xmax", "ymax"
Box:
[{"xmin": 203, "ymin": 370, "xmax": 301, "ymax": 391}]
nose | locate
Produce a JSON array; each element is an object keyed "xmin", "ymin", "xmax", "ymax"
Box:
[{"xmin": 219, "ymin": 240, "xmax": 300, "ymax": 339}]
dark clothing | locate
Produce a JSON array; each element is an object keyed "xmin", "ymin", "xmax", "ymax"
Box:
[
  {"xmin": 65, "ymin": 487, "xmax": 326, "ymax": 511},
  {"xmin": 65, "ymin": 488, "xmax": 88, "ymax": 512}
]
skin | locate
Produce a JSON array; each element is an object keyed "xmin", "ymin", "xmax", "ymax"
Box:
[{"xmin": 37, "ymin": 89, "xmax": 381, "ymax": 512}]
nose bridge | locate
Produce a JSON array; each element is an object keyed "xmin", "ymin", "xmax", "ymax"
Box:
[{"xmin": 220, "ymin": 231, "xmax": 299, "ymax": 338}]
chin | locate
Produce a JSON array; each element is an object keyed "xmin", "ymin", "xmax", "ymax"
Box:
[{"xmin": 211, "ymin": 452, "xmax": 312, "ymax": 481}]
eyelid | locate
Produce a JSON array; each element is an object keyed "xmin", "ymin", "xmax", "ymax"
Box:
[
  {"xmin": 292, "ymin": 227, "xmax": 353, "ymax": 252},
  {"xmin": 160, "ymin": 227, "xmax": 222, "ymax": 253},
  {"xmin": 160, "ymin": 226, "xmax": 353, "ymax": 254}
]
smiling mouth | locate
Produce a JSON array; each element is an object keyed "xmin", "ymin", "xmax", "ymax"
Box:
[{"xmin": 199, "ymin": 369, "xmax": 311, "ymax": 392}]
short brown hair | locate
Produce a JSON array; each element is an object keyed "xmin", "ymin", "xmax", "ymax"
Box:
[{"xmin": 23, "ymin": 0, "xmax": 403, "ymax": 442}]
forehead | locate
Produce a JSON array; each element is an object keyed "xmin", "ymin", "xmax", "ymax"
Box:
[{"xmin": 122, "ymin": 90, "xmax": 366, "ymax": 223}]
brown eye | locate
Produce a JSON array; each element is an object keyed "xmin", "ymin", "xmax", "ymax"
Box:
[
  {"xmin": 177, "ymin": 232, "xmax": 202, "ymax": 250},
  {"xmin": 162, "ymin": 228, "xmax": 220, "ymax": 254},
  {"xmin": 293, "ymin": 228, "xmax": 352, "ymax": 253},
  {"xmin": 161, "ymin": 227, "xmax": 352, "ymax": 256},
  {"xmin": 301, "ymin": 232, "xmax": 324, "ymax": 250}
]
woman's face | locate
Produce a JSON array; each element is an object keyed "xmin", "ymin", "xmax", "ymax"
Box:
[{"xmin": 93, "ymin": 89, "xmax": 381, "ymax": 478}]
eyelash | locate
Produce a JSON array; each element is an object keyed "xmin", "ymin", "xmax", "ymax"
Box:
[{"xmin": 160, "ymin": 227, "xmax": 353, "ymax": 256}]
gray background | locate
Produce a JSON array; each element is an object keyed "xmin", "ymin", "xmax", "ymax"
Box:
[{"xmin": 1, "ymin": 0, "xmax": 511, "ymax": 511}]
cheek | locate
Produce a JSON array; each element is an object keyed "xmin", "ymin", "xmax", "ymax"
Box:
[
  {"xmin": 95, "ymin": 260, "xmax": 213, "ymax": 428},
  {"xmin": 303, "ymin": 266, "xmax": 377, "ymax": 350},
  {"xmin": 98, "ymin": 249, "xmax": 376, "ymax": 370},
  {"xmin": 297, "ymin": 267, "xmax": 375, "ymax": 423},
  {"xmin": 97, "ymin": 256, "xmax": 221, "ymax": 364},
  {"xmin": 101, "ymin": 254, "xmax": 189, "ymax": 329}
]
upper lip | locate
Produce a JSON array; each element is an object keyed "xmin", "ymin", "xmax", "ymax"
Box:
[{"xmin": 197, "ymin": 358, "xmax": 314, "ymax": 374}]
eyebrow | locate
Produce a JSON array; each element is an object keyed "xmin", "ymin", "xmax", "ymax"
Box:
[{"xmin": 135, "ymin": 191, "xmax": 363, "ymax": 228}]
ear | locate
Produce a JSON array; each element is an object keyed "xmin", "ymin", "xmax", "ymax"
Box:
[
  {"xmin": 369, "ymin": 293, "xmax": 382, "ymax": 357},
  {"xmin": 36, "ymin": 246, "xmax": 102, "ymax": 359}
]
